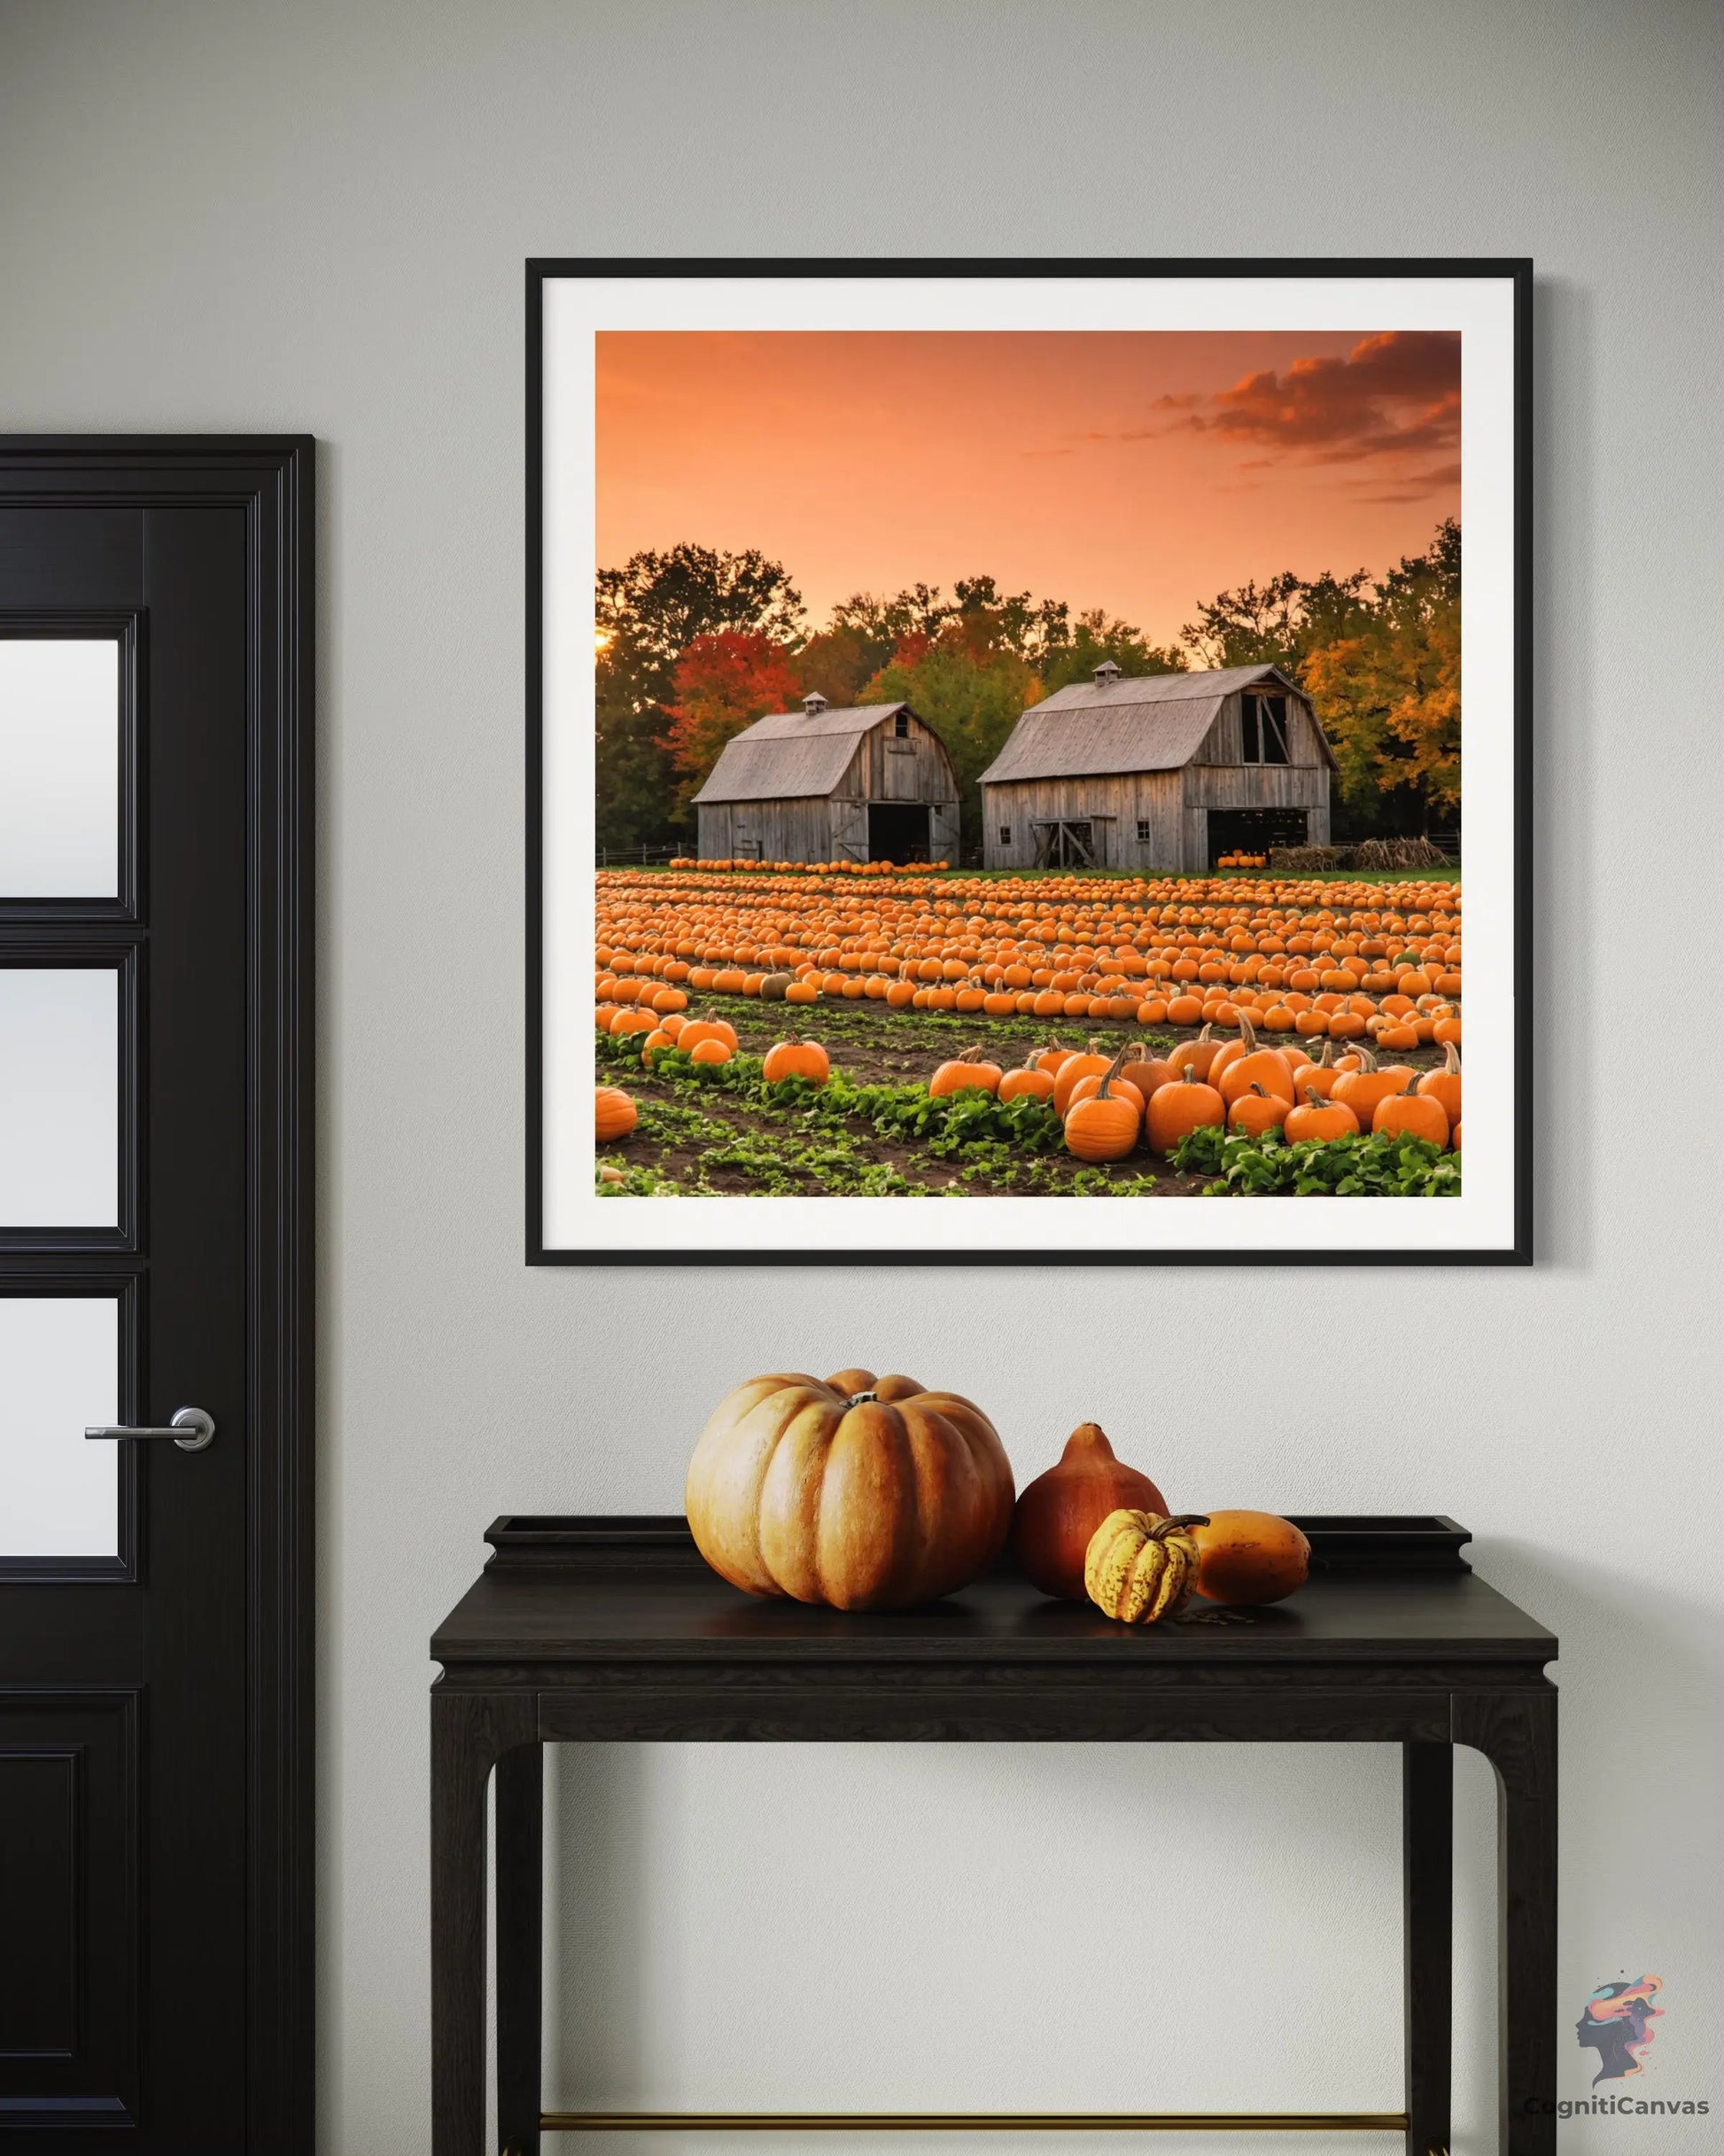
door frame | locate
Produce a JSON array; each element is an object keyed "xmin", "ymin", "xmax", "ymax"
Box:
[{"xmin": 0, "ymin": 438, "xmax": 315, "ymax": 2151}]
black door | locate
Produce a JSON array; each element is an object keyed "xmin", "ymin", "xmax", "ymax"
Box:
[
  {"xmin": 0, "ymin": 442, "xmax": 314, "ymax": 2150},
  {"xmin": 866, "ymin": 801, "xmax": 929, "ymax": 863}
]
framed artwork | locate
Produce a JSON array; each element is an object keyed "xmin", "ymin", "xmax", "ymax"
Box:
[{"xmin": 529, "ymin": 258, "xmax": 1529, "ymax": 1265}]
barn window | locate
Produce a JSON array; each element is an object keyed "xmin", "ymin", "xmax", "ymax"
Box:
[
  {"xmin": 1242, "ymin": 694, "xmax": 1289, "ymax": 764},
  {"xmin": 1137, "ymin": 819, "xmax": 1152, "ymax": 842},
  {"xmin": 894, "ymin": 711, "xmax": 910, "ymax": 737},
  {"xmin": 998, "ymin": 825, "xmax": 1012, "ymax": 845}
]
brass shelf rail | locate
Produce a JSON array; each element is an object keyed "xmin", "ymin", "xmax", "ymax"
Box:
[{"xmin": 538, "ymin": 2111, "xmax": 1415, "ymax": 2136}]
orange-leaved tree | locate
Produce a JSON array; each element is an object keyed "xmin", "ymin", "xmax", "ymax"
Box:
[
  {"xmin": 663, "ymin": 631, "xmax": 804, "ymax": 810},
  {"xmin": 1301, "ymin": 541, "xmax": 1460, "ymax": 831}
]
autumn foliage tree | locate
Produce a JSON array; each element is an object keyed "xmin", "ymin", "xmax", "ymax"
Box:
[
  {"xmin": 593, "ymin": 520, "xmax": 1462, "ymax": 854},
  {"xmin": 663, "ymin": 632, "xmax": 804, "ymax": 809},
  {"xmin": 1181, "ymin": 520, "xmax": 1461, "ymax": 837},
  {"xmin": 1300, "ymin": 526, "xmax": 1460, "ymax": 830}
]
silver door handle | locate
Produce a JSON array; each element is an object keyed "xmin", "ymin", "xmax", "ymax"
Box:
[{"xmin": 85, "ymin": 1405, "xmax": 216, "ymax": 1453}]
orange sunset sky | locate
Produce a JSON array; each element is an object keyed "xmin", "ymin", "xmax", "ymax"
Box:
[{"xmin": 595, "ymin": 330, "xmax": 1461, "ymax": 649}]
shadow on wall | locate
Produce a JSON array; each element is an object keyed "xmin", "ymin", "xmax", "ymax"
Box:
[{"xmin": 547, "ymin": 1743, "xmax": 653, "ymax": 2113}]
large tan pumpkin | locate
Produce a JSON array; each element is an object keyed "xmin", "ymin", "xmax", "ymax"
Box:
[{"xmin": 686, "ymin": 1369, "xmax": 1015, "ymax": 1610}]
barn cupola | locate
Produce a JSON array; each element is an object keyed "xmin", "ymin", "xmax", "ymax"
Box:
[
  {"xmin": 801, "ymin": 690, "xmax": 829, "ymax": 717},
  {"xmin": 1092, "ymin": 659, "xmax": 1122, "ymax": 685}
]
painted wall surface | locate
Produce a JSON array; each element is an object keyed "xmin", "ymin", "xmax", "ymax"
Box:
[{"xmin": 2, "ymin": 3, "xmax": 1720, "ymax": 2151}]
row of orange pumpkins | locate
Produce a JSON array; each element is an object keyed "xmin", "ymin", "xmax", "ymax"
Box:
[
  {"xmin": 686, "ymin": 1372, "xmax": 1309, "ymax": 1623},
  {"xmin": 595, "ymin": 1020, "xmax": 1462, "ymax": 1153}
]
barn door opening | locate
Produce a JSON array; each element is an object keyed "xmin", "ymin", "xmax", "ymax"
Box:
[
  {"xmin": 866, "ymin": 802, "xmax": 929, "ymax": 865},
  {"xmin": 1208, "ymin": 807, "xmax": 1309, "ymax": 867},
  {"xmin": 1032, "ymin": 819, "xmax": 1100, "ymax": 868}
]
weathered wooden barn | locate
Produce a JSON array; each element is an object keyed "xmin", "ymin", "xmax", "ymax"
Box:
[
  {"xmin": 692, "ymin": 694, "xmax": 962, "ymax": 864},
  {"xmin": 978, "ymin": 661, "xmax": 1334, "ymax": 872}
]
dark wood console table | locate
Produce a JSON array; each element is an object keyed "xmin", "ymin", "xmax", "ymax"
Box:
[{"xmin": 431, "ymin": 1515, "xmax": 1557, "ymax": 2156}]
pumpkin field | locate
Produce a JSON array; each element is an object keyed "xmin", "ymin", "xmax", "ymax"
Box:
[{"xmin": 594, "ymin": 864, "xmax": 1463, "ymax": 1200}]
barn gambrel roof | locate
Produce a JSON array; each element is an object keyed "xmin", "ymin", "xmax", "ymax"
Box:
[
  {"xmin": 692, "ymin": 703, "xmax": 931, "ymax": 804},
  {"xmin": 978, "ymin": 664, "xmax": 1335, "ymax": 785}
]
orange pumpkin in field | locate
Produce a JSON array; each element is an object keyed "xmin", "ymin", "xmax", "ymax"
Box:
[
  {"xmin": 763, "ymin": 1036, "xmax": 829, "ymax": 1086},
  {"xmin": 1188, "ymin": 1511, "xmax": 1310, "ymax": 1606},
  {"xmin": 595, "ymin": 1086, "xmax": 638, "ymax": 1141},
  {"xmin": 930, "ymin": 1047, "xmax": 1003, "ymax": 1097},
  {"xmin": 1052, "ymin": 1040, "xmax": 1114, "ymax": 1115},
  {"xmin": 1145, "ymin": 1070, "xmax": 1225, "ymax": 1156},
  {"xmin": 998, "ymin": 1062, "xmax": 1057, "ymax": 1104}
]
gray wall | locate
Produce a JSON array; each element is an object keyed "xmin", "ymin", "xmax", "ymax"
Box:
[{"xmin": 2, "ymin": 3, "xmax": 1720, "ymax": 2151}]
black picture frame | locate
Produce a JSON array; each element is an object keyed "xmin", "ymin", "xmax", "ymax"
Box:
[{"xmin": 527, "ymin": 259, "xmax": 1531, "ymax": 1266}]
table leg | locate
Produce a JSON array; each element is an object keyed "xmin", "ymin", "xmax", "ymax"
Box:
[
  {"xmin": 497, "ymin": 1742, "xmax": 545, "ymax": 2156},
  {"xmin": 431, "ymin": 1691, "xmax": 537, "ymax": 2156},
  {"xmin": 1455, "ymin": 1689, "xmax": 1557, "ymax": 2156},
  {"xmin": 1402, "ymin": 1741, "xmax": 1452, "ymax": 2156}
]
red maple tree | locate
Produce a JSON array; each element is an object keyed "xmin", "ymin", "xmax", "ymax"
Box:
[{"xmin": 662, "ymin": 631, "xmax": 804, "ymax": 802}]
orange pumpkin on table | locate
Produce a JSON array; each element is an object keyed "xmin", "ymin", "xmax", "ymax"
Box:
[
  {"xmin": 685, "ymin": 1370, "xmax": 1014, "ymax": 1610},
  {"xmin": 1012, "ymin": 1423, "xmax": 1169, "ymax": 1600},
  {"xmin": 1188, "ymin": 1511, "xmax": 1310, "ymax": 1605}
]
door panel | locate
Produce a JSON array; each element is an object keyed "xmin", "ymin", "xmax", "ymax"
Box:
[
  {"xmin": 0, "ymin": 1692, "xmax": 139, "ymax": 2129},
  {"xmin": 0, "ymin": 443, "xmax": 313, "ymax": 2153},
  {"xmin": 0, "ymin": 636, "xmax": 120, "ymax": 898}
]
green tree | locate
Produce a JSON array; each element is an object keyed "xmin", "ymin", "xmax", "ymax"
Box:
[
  {"xmin": 594, "ymin": 545, "xmax": 804, "ymax": 849},
  {"xmin": 861, "ymin": 620, "xmax": 1043, "ymax": 853},
  {"xmin": 1040, "ymin": 609, "xmax": 1186, "ymax": 695},
  {"xmin": 597, "ymin": 543, "xmax": 804, "ymax": 667},
  {"xmin": 1179, "ymin": 568, "xmax": 1373, "ymax": 675}
]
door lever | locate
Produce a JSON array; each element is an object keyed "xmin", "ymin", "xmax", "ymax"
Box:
[{"xmin": 85, "ymin": 1406, "xmax": 216, "ymax": 1453}]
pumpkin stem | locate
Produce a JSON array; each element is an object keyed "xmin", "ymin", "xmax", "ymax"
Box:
[
  {"xmin": 1444, "ymin": 1039, "xmax": 1462, "ymax": 1073},
  {"xmin": 1238, "ymin": 1011, "xmax": 1258, "ymax": 1051},
  {"xmin": 1094, "ymin": 1046, "xmax": 1129, "ymax": 1101},
  {"xmin": 1146, "ymin": 1513, "xmax": 1212, "ymax": 1540},
  {"xmin": 847, "ymin": 1391, "xmax": 877, "ymax": 1405}
]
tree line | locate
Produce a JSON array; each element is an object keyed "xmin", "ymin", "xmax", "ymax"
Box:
[{"xmin": 594, "ymin": 520, "xmax": 1460, "ymax": 856}]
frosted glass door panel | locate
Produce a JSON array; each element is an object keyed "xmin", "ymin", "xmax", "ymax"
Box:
[
  {"xmin": 0, "ymin": 1297, "xmax": 118, "ymax": 1557},
  {"xmin": 0, "ymin": 639, "xmax": 121, "ymax": 896},
  {"xmin": 0, "ymin": 968, "xmax": 120, "ymax": 1226}
]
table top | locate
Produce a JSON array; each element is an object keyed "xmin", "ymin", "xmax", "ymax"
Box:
[{"xmin": 431, "ymin": 1515, "xmax": 1557, "ymax": 1675}]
